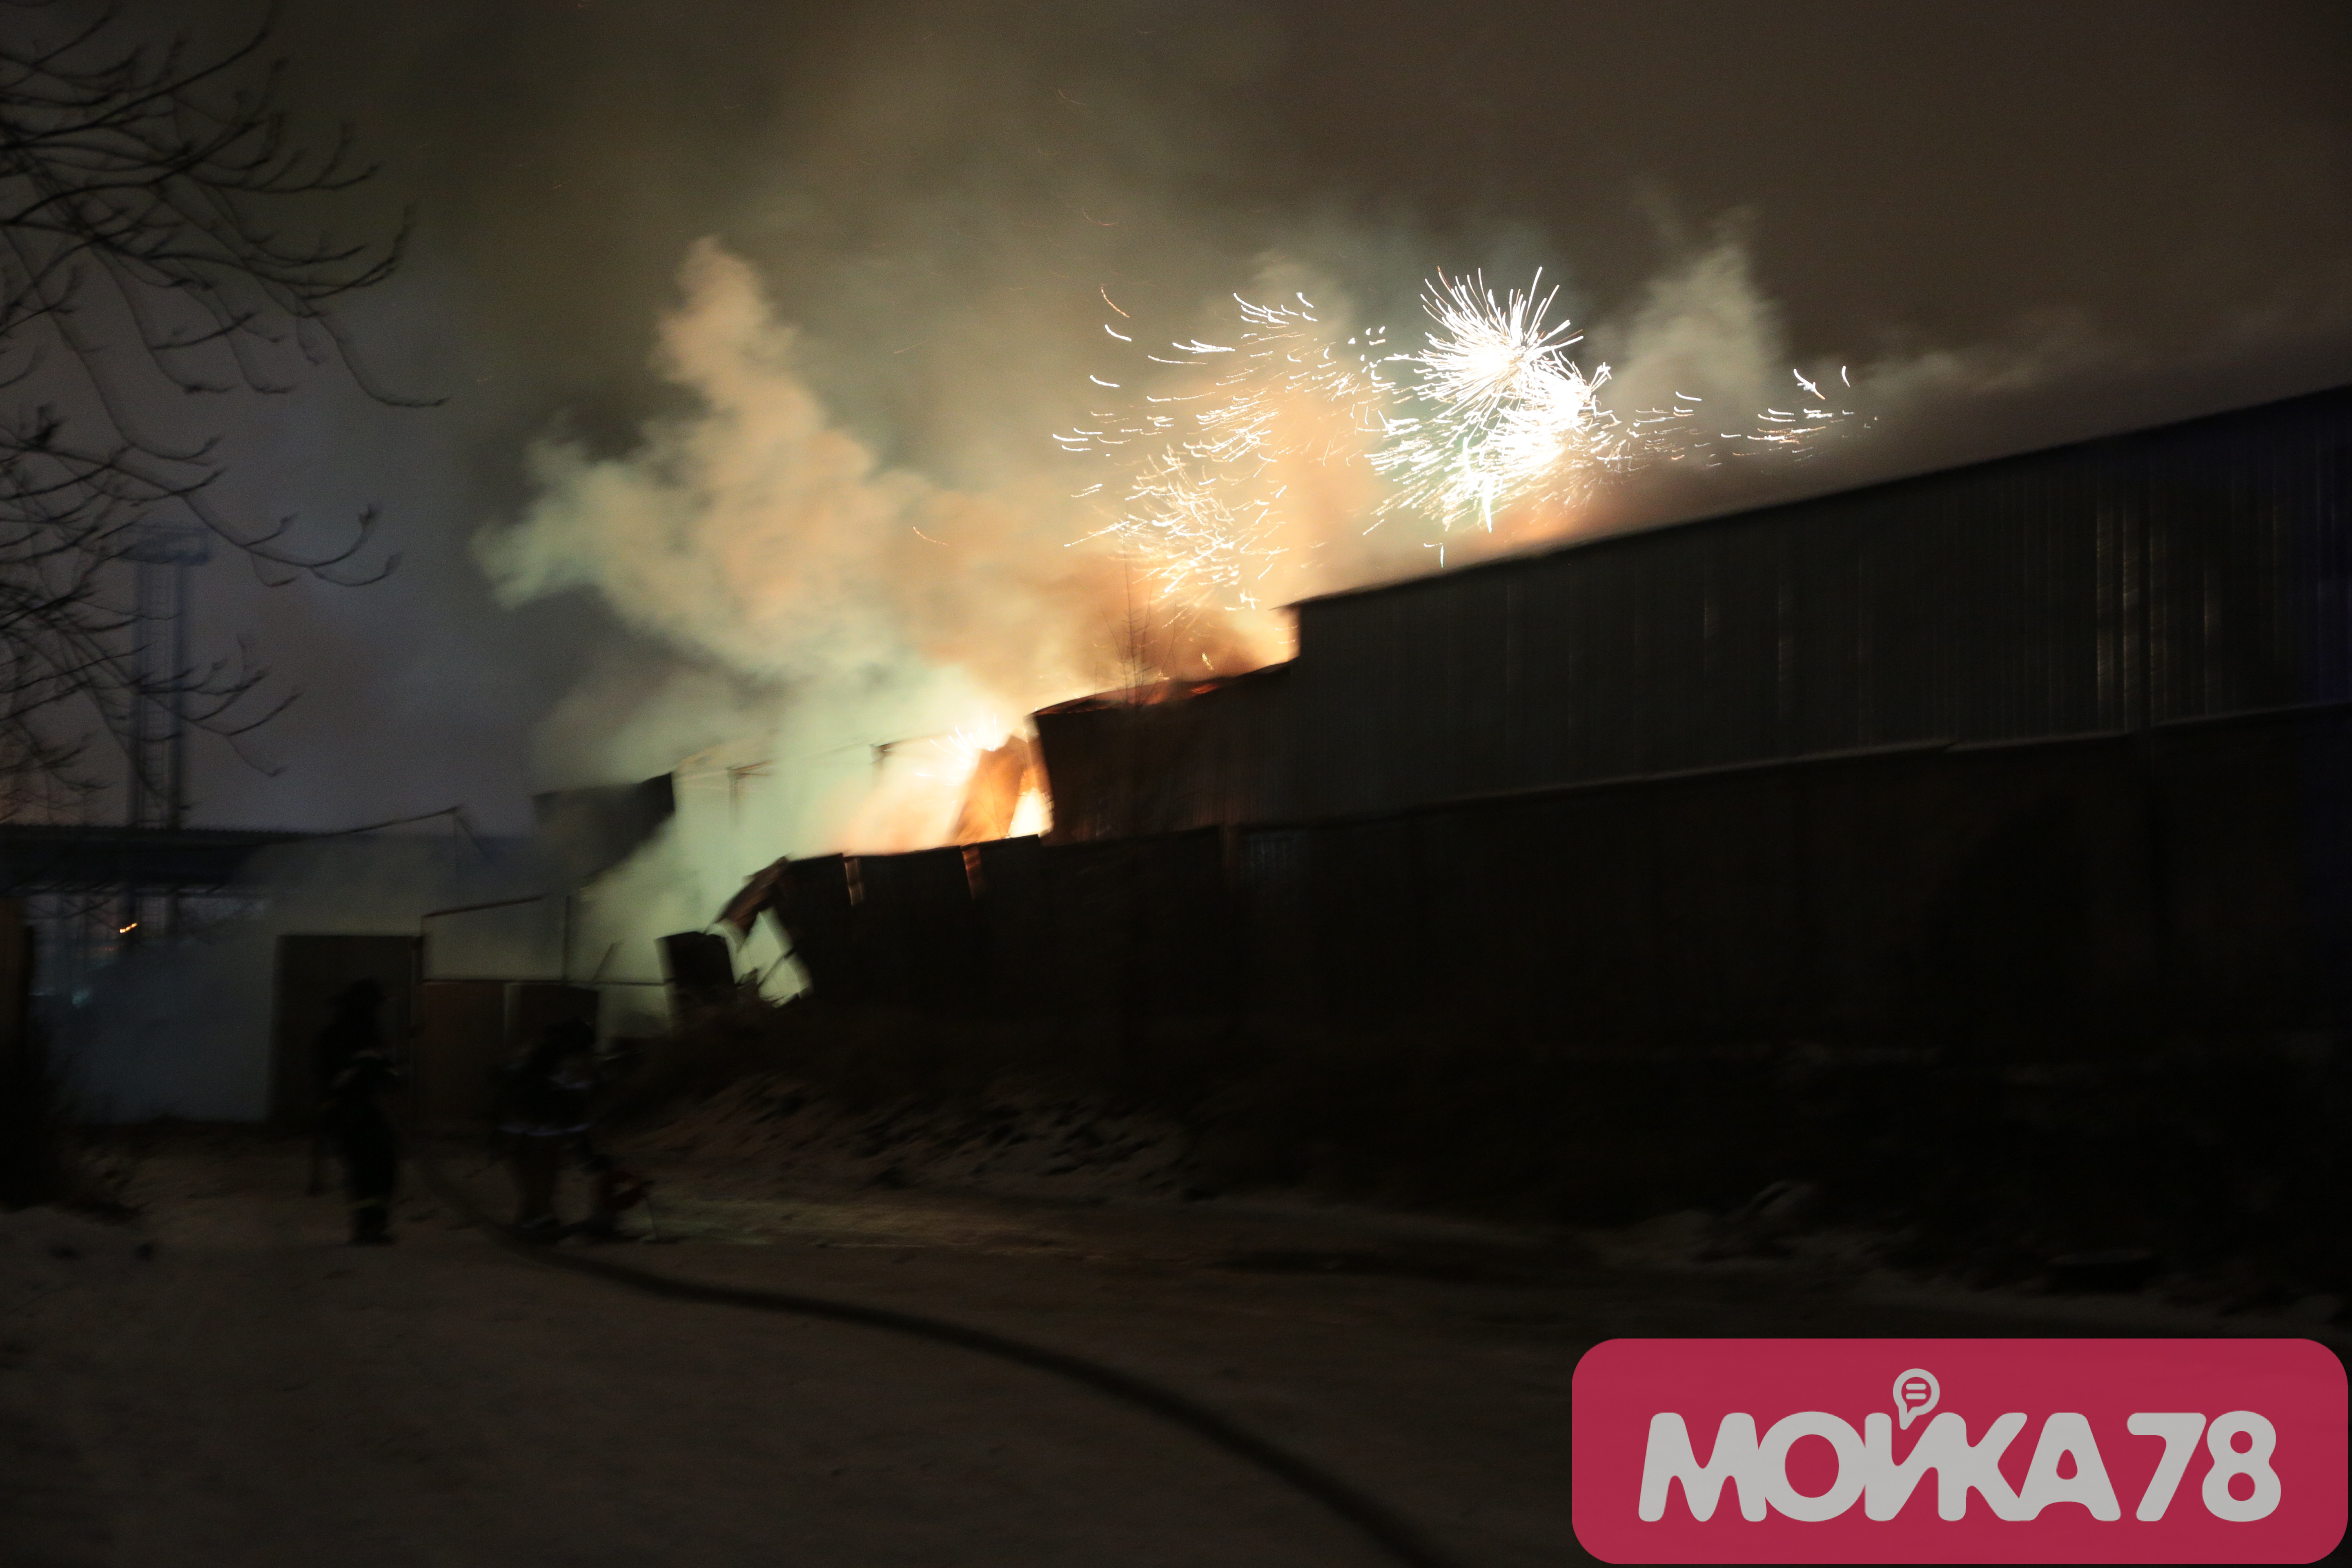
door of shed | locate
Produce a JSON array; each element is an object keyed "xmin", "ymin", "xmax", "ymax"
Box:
[
  {"xmin": 413, "ymin": 980, "xmax": 506, "ymax": 1131},
  {"xmin": 269, "ymin": 935, "xmax": 419, "ymax": 1127}
]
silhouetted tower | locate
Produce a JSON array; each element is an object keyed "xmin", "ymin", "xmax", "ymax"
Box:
[
  {"xmin": 118, "ymin": 526, "xmax": 209, "ymax": 945},
  {"xmin": 122, "ymin": 525, "xmax": 209, "ymax": 832}
]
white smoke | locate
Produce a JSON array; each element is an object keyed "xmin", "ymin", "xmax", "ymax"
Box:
[
  {"xmin": 474, "ymin": 240, "xmax": 1138, "ymax": 983},
  {"xmin": 476, "ymin": 209, "xmax": 2152, "ymax": 990},
  {"xmin": 479, "ymin": 240, "xmax": 1110, "ymax": 708},
  {"xmin": 1601, "ymin": 239, "xmax": 1788, "ymax": 428}
]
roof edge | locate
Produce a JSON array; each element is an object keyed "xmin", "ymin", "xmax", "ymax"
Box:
[{"xmin": 1290, "ymin": 377, "xmax": 2352, "ymax": 611}]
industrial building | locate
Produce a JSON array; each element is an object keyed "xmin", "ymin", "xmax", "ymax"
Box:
[
  {"xmin": 1040, "ymin": 380, "xmax": 2352, "ymax": 827},
  {"xmin": 1290, "ymin": 381, "xmax": 2352, "ymax": 815},
  {"xmin": 784, "ymin": 382, "xmax": 2352, "ymax": 1042},
  {"xmin": 46, "ymin": 382, "xmax": 2352, "ymax": 1123}
]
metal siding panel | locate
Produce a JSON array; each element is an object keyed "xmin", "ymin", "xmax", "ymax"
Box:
[
  {"xmin": 2310, "ymin": 417, "xmax": 2352, "ymax": 701},
  {"xmin": 1290, "ymin": 385, "xmax": 2352, "ymax": 819},
  {"xmin": 1648, "ymin": 530, "xmax": 1706, "ymax": 771},
  {"xmin": 1510, "ymin": 555, "xmax": 1581, "ymax": 786},
  {"xmin": 1582, "ymin": 547, "xmax": 1648, "ymax": 780},
  {"xmin": 972, "ymin": 836, "xmax": 1049, "ymax": 1013},
  {"xmin": 1239, "ymin": 826, "xmax": 1315, "ymax": 1008},
  {"xmin": 1791, "ymin": 501, "xmax": 1860, "ymax": 757},
  {"xmin": 1858, "ymin": 490, "xmax": 1948, "ymax": 745}
]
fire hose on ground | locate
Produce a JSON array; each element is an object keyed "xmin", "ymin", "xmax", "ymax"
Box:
[{"xmin": 402, "ymin": 1135, "xmax": 1463, "ymax": 1568}]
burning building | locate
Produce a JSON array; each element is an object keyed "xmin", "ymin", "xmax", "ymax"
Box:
[
  {"xmin": 1041, "ymin": 379, "xmax": 2352, "ymax": 828},
  {"xmin": 755, "ymin": 381, "xmax": 2352, "ymax": 1041}
]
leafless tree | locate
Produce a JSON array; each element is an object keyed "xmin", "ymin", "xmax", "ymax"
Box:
[{"xmin": 0, "ymin": 2, "xmax": 418, "ymax": 819}]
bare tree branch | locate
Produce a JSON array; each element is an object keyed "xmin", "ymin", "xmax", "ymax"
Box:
[{"xmin": 0, "ymin": 1, "xmax": 421, "ymax": 814}]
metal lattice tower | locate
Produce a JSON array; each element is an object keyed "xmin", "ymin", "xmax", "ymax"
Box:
[{"xmin": 122, "ymin": 526, "xmax": 210, "ymax": 833}]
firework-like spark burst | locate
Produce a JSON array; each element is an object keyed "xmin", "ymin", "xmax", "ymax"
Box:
[
  {"xmin": 1369, "ymin": 270, "xmax": 1641, "ymax": 534},
  {"xmin": 1056, "ymin": 293, "xmax": 1400, "ymax": 608},
  {"xmin": 1058, "ymin": 271, "xmax": 1861, "ymax": 615},
  {"xmin": 1415, "ymin": 273, "xmax": 1581, "ymax": 416}
]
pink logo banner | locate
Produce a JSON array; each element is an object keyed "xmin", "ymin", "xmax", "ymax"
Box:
[{"xmin": 1572, "ymin": 1337, "xmax": 2345, "ymax": 1563}]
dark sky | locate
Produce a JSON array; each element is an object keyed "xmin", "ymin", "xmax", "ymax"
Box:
[{"xmin": 91, "ymin": 0, "xmax": 2352, "ymax": 831}]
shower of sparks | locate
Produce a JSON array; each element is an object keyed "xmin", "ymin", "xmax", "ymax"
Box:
[
  {"xmin": 1054, "ymin": 293, "xmax": 1401, "ymax": 607},
  {"xmin": 1056, "ymin": 270, "xmax": 1863, "ymax": 611},
  {"xmin": 1370, "ymin": 270, "xmax": 1635, "ymax": 533}
]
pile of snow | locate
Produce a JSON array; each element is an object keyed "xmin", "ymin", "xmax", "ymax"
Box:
[{"xmin": 626, "ymin": 1073, "xmax": 1196, "ymax": 1200}]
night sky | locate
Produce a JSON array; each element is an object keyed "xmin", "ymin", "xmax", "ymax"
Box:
[{"xmin": 113, "ymin": 0, "xmax": 2352, "ymax": 834}]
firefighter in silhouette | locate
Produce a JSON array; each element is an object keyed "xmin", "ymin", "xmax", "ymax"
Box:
[
  {"xmin": 308, "ymin": 979, "xmax": 389, "ymax": 1202},
  {"xmin": 497, "ymin": 1019, "xmax": 602, "ymax": 1243},
  {"xmin": 319, "ymin": 1042, "xmax": 404, "ymax": 1244},
  {"xmin": 311, "ymin": 979, "xmax": 388, "ymax": 1102}
]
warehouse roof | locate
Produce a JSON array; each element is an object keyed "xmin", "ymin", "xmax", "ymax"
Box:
[{"xmin": 1293, "ymin": 378, "xmax": 2352, "ymax": 610}]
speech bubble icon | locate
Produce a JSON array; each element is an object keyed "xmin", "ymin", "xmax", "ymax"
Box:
[{"xmin": 1892, "ymin": 1368, "xmax": 1940, "ymax": 1429}]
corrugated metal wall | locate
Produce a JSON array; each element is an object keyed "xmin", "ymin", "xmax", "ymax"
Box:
[
  {"xmin": 1290, "ymin": 384, "xmax": 2352, "ymax": 817},
  {"xmin": 793, "ymin": 705, "xmax": 2352, "ymax": 1040},
  {"xmin": 1032, "ymin": 664, "xmax": 1292, "ymax": 841},
  {"xmin": 784, "ymin": 830, "xmax": 1243, "ymax": 1018}
]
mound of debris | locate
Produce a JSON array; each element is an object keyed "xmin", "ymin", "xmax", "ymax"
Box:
[{"xmin": 626, "ymin": 1072, "xmax": 1199, "ymax": 1201}]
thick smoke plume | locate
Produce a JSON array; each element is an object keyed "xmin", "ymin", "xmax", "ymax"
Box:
[
  {"xmin": 483, "ymin": 242, "xmax": 1113, "ymax": 708},
  {"xmin": 454, "ymin": 1, "xmax": 2352, "ymax": 992},
  {"xmin": 466, "ymin": 220, "xmax": 2121, "ymax": 991},
  {"xmin": 480, "ymin": 238, "xmax": 1804, "ymax": 786}
]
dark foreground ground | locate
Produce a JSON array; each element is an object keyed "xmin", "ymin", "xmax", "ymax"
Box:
[{"xmin": 2, "ymin": 1131, "xmax": 2343, "ymax": 1568}]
